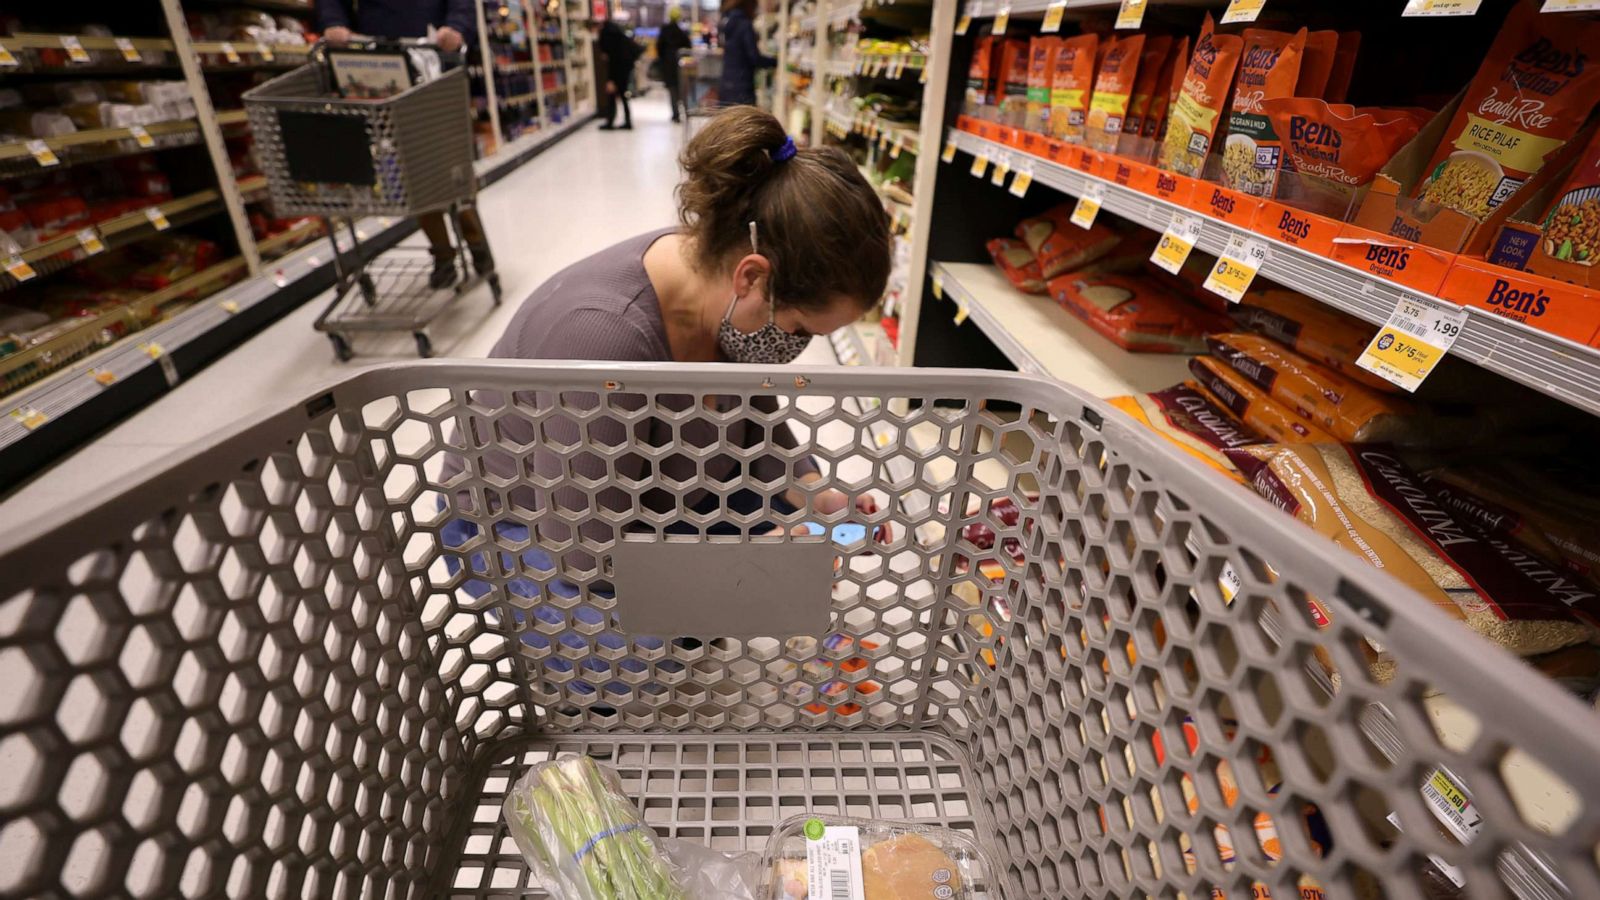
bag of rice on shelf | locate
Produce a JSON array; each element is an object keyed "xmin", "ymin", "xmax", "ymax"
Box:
[
  {"xmin": 1190, "ymin": 356, "xmax": 1336, "ymax": 443},
  {"xmin": 1323, "ymin": 31, "xmax": 1360, "ymax": 104},
  {"xmin": 1159, "ymin": 13, "xmax": 1244, "ymax": 177},
  {"xmin": 986, "ymin": 237, "xmax": 1047, "ymax": 294},
  {"xmin": 1421, "ymin": 464, "xmax": 1600, "ymax": 580},
  {"xmin": 1230, "ymin": 289, "xmax": 1402, "ymax": 393},
  {"xmin": 1414, "ymin": 1, "xmax": 1600, "ymax": 220},
  {"xmin": 1205, "ymin": 333, "xmax": 1423, "ymax": 443},
  {"xmin": 1050, "ymin": 33, "xmax": 1099, "ymax": 143},
  {"xmin": 1226, "ymin": 444, "xmax": 1600, "ymax": 658},
  {"xmin": 1294, "ymin": 29, "xmax": 1339, "ymax": 101},
  {"xmin": 1051, "ymin": 272, "xmax": 1231, "ymax": 353},
  {"xmin": 997, "ymin": 38, "xmax": 1032, "ymax": 127},
  {"xmin": 1108, "ymin": 381, "xmax": 1268, "ymax": 483},
  {"xmin": 1260, "ymin": 98, "xmax": 1424, "ymax": 217},
  {"xmin": 1015, "ymin": 205, "xmax": 1121, "ymax": 277},
  {"xmin": 1026, "ymin": 36, "xmax": 1059, "ymax": 135},
  {"xmin": 1539, "ymin": 125, "xmax": 1600, "ymax": 268},
  {"xmin": 1084, "ymin": 34, "xmax": 1154, "ymax": 154},
  {"xmin": 1139, "ymin": 36, "xmax": 1187, "ymax": 147},
  {"xmin": 967, "ymin": 35, "xmax": 1000, "ymax": 110},
  {"xmin": 1220, "ymin": 27, "xmax": 1307, "ymax": 198}
]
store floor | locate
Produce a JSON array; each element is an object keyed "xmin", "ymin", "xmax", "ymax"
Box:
[{"xmin": 2, "ymin": 93, "xmax": 840, "ymax": 520}]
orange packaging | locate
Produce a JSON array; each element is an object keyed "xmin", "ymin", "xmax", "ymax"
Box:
[
  {"xmin": 1014, "ymin": 204, "xmax": 1122, "ymax": 278},
  {"xmin": 1052, "ymin": 272, "xmax": 1232, "ymax": 353},
  {"xmin": 1219, "ymin": 27, "xmax": 1307, "ymax": 198},
  {"xmin": 1108, "ymin": 381, "xmax": 1268, "ymax": 483},
  {"xmin": 1120, "ymin": 35, "xmax": 1173, "ymax": 142},
  {"xmin": 986, "ymin": 237, "xmax": 1047, "ymax": 294},
  {"xmin": 1139, "ymin": 36, "xmax": 1186, "ymax": 144},
  {"xmin": 967, "ymin": 36, "xmax": 1000, "ymax": 109},
  {"xmin": 1295, "ymin": 29, "xmax": 1339, "ymax": 101},
  {"xmin": 1085, "ymin": 35, "xmax": 1145, "ymax": 153},
  {"xmin": 1205, "ymin": 333, "xmax": 1419, "ymax": 443},
  {"xmin": 1323, "ymin": 32, "xmax": 1359, "ymax": 104},
  {"xmin": 1414, "ymin": 1, "xmax": 1600, "ymax": 220},
  {"xmin": 1537, "ymin": 126, "xmax": 1600, "ymax": 270},
  {"xmin": 1228, "ymin": 289, "xmax": 1402, "ymax": 393},
  {"xmin": 1189, "ymin": 356, "xmax": 1335, "ymax": 443},
  {"xmin": 1049, "ymin": 34, "xmax": 1099, "ymax": 143},
  {"xmin": 1261, "ymin": 98, "xmax": 1424, "ymax": 217},
  {"xmin": 1026, "ymin": 37, "xmax": 1059, "ymax": 136},
  {"xmin": 998, "ymin": 38, "xmax": 1032, "ymax": 127},
  {"xmin": 1158, "ymin": 14, "xmax": 1244, "ymax": 177}
]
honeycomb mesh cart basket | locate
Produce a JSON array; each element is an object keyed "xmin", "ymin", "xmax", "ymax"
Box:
[{"xmin": 3, "ymin": 361, "xmax": 1600, "ymax": 900}]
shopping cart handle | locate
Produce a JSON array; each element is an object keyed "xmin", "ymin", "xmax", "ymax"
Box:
[{"xmin": 311, "ymin": 36, "xmax": 465, "ymax": 65}]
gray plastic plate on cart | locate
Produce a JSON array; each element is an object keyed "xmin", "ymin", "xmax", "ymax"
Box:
[{"xmin": 2, "ymin": 362, "xmax": 1599, "ymax": 900}]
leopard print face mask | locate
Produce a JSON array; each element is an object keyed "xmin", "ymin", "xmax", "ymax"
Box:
[{"xmin": 717, "ymin": 293, "xmax": 812, "ymax": 364}]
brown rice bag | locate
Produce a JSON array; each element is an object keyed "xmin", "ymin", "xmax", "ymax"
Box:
[
  {"xmin": 1159, "ymin": 13, "xmax": 1244, "ymax": 177},
  {"xmin": 1050, "ymin": 33, "xmax": 1099, "ymax": 142},
  {"xmin": 1190, "ymin": 357, "xmax": 1336, "ymax": 444}
]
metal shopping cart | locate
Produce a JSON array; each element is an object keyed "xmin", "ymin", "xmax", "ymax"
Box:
[
  {"xmin": 244, "ymin": 41, "xmax": 501, "ymax": 362},
  {"xmin": 679, "ymin": 48, "xmax": 724, "ymax": 141},
  {"xmin": 4, "ymin": 363, "xmax": 1600, "ymax": 899}
]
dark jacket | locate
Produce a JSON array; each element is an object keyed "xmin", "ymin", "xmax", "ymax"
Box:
[
  {"xmin": 317, "ymin": 0, "xmax": 475, "ymax": 42},
  {"xmin": 597, "ymin": 21, "xmax": 641, "ymax": 86},
  {"xmin": 717, "ymin": 7, "xmax": 774, "ymax": 106},
  {"xmin": 656, "ymin": 21, "xmax": 691, "ymax": 76}
]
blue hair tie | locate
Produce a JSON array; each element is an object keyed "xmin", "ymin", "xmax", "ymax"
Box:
[{"xmin": 771, "ymin": 136, "xmax": 797, "ymax": 162}]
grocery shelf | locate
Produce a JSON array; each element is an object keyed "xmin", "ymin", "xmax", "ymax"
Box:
[
  {"xmin": 930, "ymin": 260, "xmax": 1192, "ymax": 394},
  {"xmin": 961, "ymin": 0, "xmax": 1120, "ymax": 14},
  {"xmin": 944, "ymin": 127, "xmax": 1600, "ymax": 418},
  {"xmin": 2, "ymin": 33, "xmax": 174, "ymax": 53},
  {"xmin": 826, "ymin": 107, "xmax": 921, "ymax": 156},
  {"xmin": 830, "ymin": 0, "xmax": 866, "ymax": 26},
  {"xmin": 829, "ymin": 54, "xmax": 925, "ymax": 78},
  {"xmin": 255, "ymin": 218, "xmax": 322, "ymax": 258},
  {"xmin": 0, "ymin": 118, "xmax": 205, "ymax": 175},
  {"xmin": 190, "ymin": 41, "xmax": 311, "ymax": 59},
  {"xmin": 2, "ymin": 189, "xmax": 224, "ymax": 290},
  {"xmin": 214, "ymin": 109, "xmax": 250, "ymax": 127}
]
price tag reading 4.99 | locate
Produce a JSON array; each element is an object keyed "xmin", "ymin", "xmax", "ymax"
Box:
[
  {"xmin": 1149, "ymin": 212, "xmax": 1202, "ymax": 274},
  {"xmin": 1357, "ymin": 294, "xmax": 1468, "ymax": 392},
  {"xmin": 1202, "ymin": 236, "xmax": 1268, "ymax": 302}
]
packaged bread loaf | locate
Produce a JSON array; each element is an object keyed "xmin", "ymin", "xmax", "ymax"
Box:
[
  {"xmin": 1220, "ymin": 27, "xmax": 1307, "ymax": 198},
  {"xmin": 1052, "ymin": 272, "xmax": 1230, "ymax": 353},
  {"xmin": 1190, "ymin": 356, "xmax": 1336, "ymax": 443},
  {"xmin": 1109, "ymin": 381, "xmax": 1268, "ymax": 483},
  {"xmin": 1085, "ymin": 34, "xmax": 1146, "ymax": 153},
  {"xmin": 1415, "ymin": 1, "xmax": 1600, "ymax": 219},
  {"xmin": 1159, "ymin": 14, "xmax": 1244, "ymax": 177},
  {"xmin": 1015, "ymin": 205, "xmax": 1121, "ymax": 277},
  {"xmin": 986, "ymin": 237, "xmax": 1047, "ymax": 294},
  {"xmin": 1050, "ymin": 33, "xmax": 1099, "ymax": 142}
]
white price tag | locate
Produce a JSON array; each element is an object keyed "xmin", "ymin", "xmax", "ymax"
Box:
[
  {"xmin": 931, "ymin": 272, "xmax": 945, "ymax": 299},
  {"xmin": 1115, "ymin": 0, "xmax": 1147, "ymax": 29},
  {"xmin": 804, "ymin": 820, "xmax": 863, "ymax": 900},
  {"xmin": 128, "ymin": 125, "xmax": 154, "ymax": 148},
  {"xmin": 60, "ymin": 35, "xmax": 90, "ymax": 64},
  {"xmin": 1202, "ymin": 235, "xmax": 1269, "ymax": 303},
  {"xmin": 1042, "ymin": 0, "xmax": 1068, "ymax": 32},
  {"xmin": 1541, "ymin": 0, "xmax": 1600, "ymax": 9},
  {"xmin": 993, "ymin": 2, "xmax": 1011, "ymax": 34},
  {"xmin": 955, "ymin": 2, "xmax": 973, "ymax": 35},
  {"xmin": 9, "ymin": 407, "xmax": 48, "ymax": 430},
  {"xmin": 114, "ymin": 37, "xmax": 142, "ymax": 62},
  {"xmin": 1403, "ymin": 0, "xmax": 1484, "ymax": 14},
  {"xmin": 75, "ymin": 228, "xmax": 105, "ymax": 255},
  {"xmin": 1008, "ymin": 163, "xmax": 1033, "ymax": 198},
  {"xmin": 144, "ymin": 207, "xmax": 171, "ymax": 231},
  {"xmin": 257, "ymin": 42, "xmax": 274, "ymax": 62},
  {"xmin": 1069, "ymin": 184, "xmax": 1104, "ymax": 229},
  {"xmin": 1149, "ymin": 212, "xmax": 1203, "ymax": 274},
  {"xmin": 1420, "ymin": 769, "xmax": 1482, "ymax": 843},
  {"xmin": 26, "ymin": 139, "xmax": 60, "ymax": 167},
  {"xmin": 1221, "ymin": 0, "xmax": 1268, "ymax": 23},
  {"xmin": 1356, "ymin": 293, "xmax": 1467, "ymax": 392}
]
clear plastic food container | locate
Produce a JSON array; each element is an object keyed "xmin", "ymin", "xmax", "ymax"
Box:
[{"xmin": 758, "ymin": 815, "xmax": 997, "ymax": 900}]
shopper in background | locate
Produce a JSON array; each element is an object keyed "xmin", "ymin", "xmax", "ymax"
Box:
[
  {"xmin": 656, "ymin": 7, "xmax": 693, "ymax": 123},
  {"xmin": 717, "ymin": 0, "xmax": 774, "ymax": 107},
  {"xmin": 596, "ymin": 18, "xmax": 642, "ymax": 130},
  {"xmin": 319, "ymin": 0, "xmax": 493, "ymax": 289}
]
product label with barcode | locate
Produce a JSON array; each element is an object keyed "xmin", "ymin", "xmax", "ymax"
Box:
[
  {"xmin": 1420, "ymin": 768, "xmax": 1482, "ymax": 843},
  {"xmin": 1356, "ymin": 292, "xmax": 1466, "ymax": 392},
  {"xmin": 805, "ymin": 819, "xmax": 864, "ymax": 900}
]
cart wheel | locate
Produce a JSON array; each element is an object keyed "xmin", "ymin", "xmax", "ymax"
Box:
[
  {"xmin": 358, "ymin": 273, "xmax": 377, "ymax": 306},
  {"xmin": 414, "ymin": 332, "xmax": 434, "ymax": 358},
  {"xmin": 329, "ymin": 333, "xmax": 354, "ymax": 362},
  {"xmin": 488, "ymin": 273, "xmax": 503, "ymax": 305}
]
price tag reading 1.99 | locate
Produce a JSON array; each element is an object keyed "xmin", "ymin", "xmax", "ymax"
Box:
[
  {"xmin": 1149, "ymin": 212, "xmax": 1202, "ymax": 274},
  {"xmin": 1202, "ymin": 235, "xmax": 1268, "ymax": 303},
  {"xmin": 1357, "ymin": 293, "xmax": 1468, "ymax": 392}
]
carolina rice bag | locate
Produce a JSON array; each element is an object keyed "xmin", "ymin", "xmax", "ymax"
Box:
[
  {"xmin": 1051, "ymin": 271, "xmax": 1230, "ymax": 353},
  {"xmin": 761, "ymin": 815, "xmax": 994, "ymax": 900},
  {"xmin": 1220, "ymin": 27, "xmax": 1307, "ymax": 198},
  {"xmin": 1229, "ymin": 289, "xmax": 1402, "ymax": 393},
  {"xmin": 1421, "ymin": 464, "xmax": 1600, "ymax": 579},
  {"xmin": 1108, "ymin": 381, "xmax": 1269, "ymax": 482},
  {"xmin": 1415, "ymin": 0, "xmax": 1600, "ymax": 219},
  {"xmin": 986, "ymin": 237, "xmax": 1047, "ymax": 294},
  {"xmin": 1227, "ymin": 444, "xmax": 1600, "ymax": 658},
  {"xmin": 1015, "ymin": 205, "xmax": 1121, "ymax": 277},
  {"xmin": 1190, "ymin": 356, "xmax": 1336, "ymax": 443},
  {"xmin": 1160, "ymin": 13, "xmax": 1244, "ymax": 177},
  {"xmin": 1084, "ymin": 34, "xmax": 1148, "ymax": 153},
  {"xmin": 1050, "ymin": 33, "xmax": 1099, "ymax": 142}
]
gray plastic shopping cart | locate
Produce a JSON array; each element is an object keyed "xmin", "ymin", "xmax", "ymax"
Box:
[
  {"xmin": 3, "ymin": 362, "xmax": 1598, "ymax": 899},
  {"xmin": 244, "ymin": 42, "xmax": 501, "ymax": 361}
]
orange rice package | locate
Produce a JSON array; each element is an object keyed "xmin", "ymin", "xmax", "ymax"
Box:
[
  {"xmin": 1159, "ymin": 14, "xmax": 1244, "ymax": 177},
  {"xmin": 998, "ymin": 38, "xmax": 1032, "ymax": 127},
  {"xmin": 1014, "ymin": 204, "xmax": 1122, "ymax": 278},
  {"xmin": 1139, "ymin": 36, "xmax": 1187, "ymax": 144},
  {"xmin": 986, "ymin": 237, "xmax": 1047, "ymax": 294},
  {"xmin": 1295, "ymin": 29, "xmax": 1339, "ymax": 101},
  {"xmin": 1051, "ymin": 272, "xmax": 1231, "ymax": 353},
  {"xmin": 1189, "ymin": 356, "xmax": 1336, "ymax": 443},
  {"xmin": 967, "ymin": 35, "xmax": 999, "ymax": 110},
  {"xmin": 1108, "ymin": 381, "xmax": 1268, "ymax": 483},
  {"xmin": 1119, "ymin": 35, "xmax": 1174, "ymax": 146},
  {"xmin": 1261, "ymin": 98, "xmax": 1424, "ymax": 216},
  {"xmin": 1220, "ymin": 27, "xmax": 1307, "ymax": 198},
  {"xmin": 1050, "ymin": 34, "xmax": 1099, "ymax": 142},
  {"xmin": 1539, "ymin": 126, "xmax": 1600, "ymax": 268},
  {"xmin": 1085, "ymin": 34, "xmax": 1146, "ymax": 153},
  {"xmin": 1414, "ymin": 1, "xmax": 1600, "ymax": 219},
  {"xmin": 1026, "ymin": 36, "xmax": 1059, "ymax": 135},
  {"xmin": 1323, "ymin": 32, "xmax": 1360, "ymax": 104},
  {"xmin": 1229, "ymin": 289, "xmax": 1402, "ymax": 393},
  {"xmin": 1205, "ymin": 333, "xmax": 1420, "ymax": 443}
]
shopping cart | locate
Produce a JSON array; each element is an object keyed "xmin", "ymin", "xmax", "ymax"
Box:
[
  {"xmin": 243, "ymin": 41, "xmax": 501, "ymax": 362},
  {"xmin": 4, "ymin": 363, "xmax": 1599, "ymax": 899},
  {"xmin": 679, "ymin": 48, "xmax": 724, "ymax": 140}
]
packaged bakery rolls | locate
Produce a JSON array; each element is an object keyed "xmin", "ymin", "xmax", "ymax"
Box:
[
  {"xmin": 1190, "ymin": 356, "xmax": 1336, "ymax": 443},
  {"xmin": 1014, "ymin": 204, "xmax": 1121, "ymax": 277},
  {"xmin": 1050, "ymin": 33, "xmax": 1099, "ymax": 142},
  {"xmin": 1220, "ymin": 27, "xmax": 1307, "ymax": 198},
  {"xmin": 986, "ymin": 237, "xmax": 1047, "ymax": 294},
  {"xmin": 1108, "ymin": 381, "xmax": 1268, "ymax": 482},
  {"xmin": 1414, "ymin": 0, "xmax": 1600, "ymax": 219},
  {"xmin": 1159, "ymin": 14, "xmax": 1244, "ymax": 177},
  {"xmin": 1052, "ymin": 272, "xmax": 1230, "ymax": 353},
  {"xmin": 1085, "ymin": 34, "xmax": 1146, "ymax": 153},
  {"xmin": 1026, "ymin": 36, "xmax": 1058, "ymax": 135},
  {"xmin": 761, "ymin": 816, "xmax": 995, "ymax": 900}
]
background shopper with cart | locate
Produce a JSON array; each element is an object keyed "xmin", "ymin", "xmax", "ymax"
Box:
[
  {"xmin": 716, "ymin": 0, "xmax": 774, "ymax": 107},
  {"xmin": 318, "ymin": 0, "xmax": 494, "ymax": 289},
  {"xmin": 656, "ymin": 7, "xmax": 692, "ymax": 123},
  {"xmin": 596, "ymin": 17, "xmax": 643, "ymax": 130}
]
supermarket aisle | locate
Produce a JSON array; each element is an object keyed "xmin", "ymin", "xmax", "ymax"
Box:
[{"xmin": 5, "ymin": 95, "xmax": 833, "ymax": 518}]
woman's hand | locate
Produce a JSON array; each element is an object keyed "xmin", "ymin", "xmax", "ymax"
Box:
[
  {"xmin": 435, "ymin": 26, "xmax": 465, "ymax": 52},
  {"xmin": 324, "ymin": 26, "xmax": 353, "ymax": 46},
  {"xmin": 814, "ymin": 489, "xmax": 877, "ymax": 517}
]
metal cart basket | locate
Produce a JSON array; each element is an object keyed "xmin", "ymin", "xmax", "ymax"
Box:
[
  {"xmin": 3, "ymin": 363, "xmax": 1599, "ymax": 900},
  {"xmin": 244, "ymin": 48, "xmax": 500, "ymax": 361}
]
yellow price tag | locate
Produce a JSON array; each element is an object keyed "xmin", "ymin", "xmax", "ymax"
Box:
[
  {"xmin": 4, "ymin": 255, "xmax": 36, "ymax": 282},
  {"xmin": 993, "ymin": 4, "xmax": 1011, "ymax": 34},
  {"xmin": 1115, "ymin": 0, "xmax": 1147, "ymax": 29},
  {"xmin": 257, "ymin": 42, "xmax": 274, "ymax": 62},
  {"xmin": 220, "ymin": 299, "xmax": 240, "ymax": 314},
  {"xmin": 1404, "ymin": 0, "xmax": 1484, "ymax": 14},
  {"xmin": 890, "ymin": 134, "xmax": 904, "ymax": 158},
  {"xmin": 1221, "ymin": 0, "xmax": 1269, "ymax": 23},
  {"xmin": 75, "ymin": 228, "xmax": 105, "ymax": 256},
  {"xmin": 0, "ymin": 45, "xmax": 17, "ymax": 68},
  {"xmin": 1149, "ymin": 213, "xmax": 1202, "ymax": 274},
  {"xmin": 970, "ymin": 153, "xmax": 990, "ymax": 179},
  {"xmin": 953, "ymin": 300, "xmax": 970, "ymax": 326},
  {"xmin": 1041, "ymin": 0, "xmax": 1067, "ymax": 32},
  {"xmin": 92, "ymin": 369, "xmax": 117, "ymax": 386},
  {"xmin": 1356, "ymin": 294, "xmax": 1467, "ymax": 392},
  {"xmin": 222, "ymin": 42, "xmax": 241, "ymax": 64},
  {"xmin": 919, "ymin": 64, "xmax": 928, "ymax": 84},
  {"xmin": 143, "ymin": 343, "xmax": 165, "ymax": 359},
  {"xmin": 941, "ymin": 140, "xmax": 957, "ymax": 163},
  {"xmin": 10, "ymin": 408, "xmax": 48, "ymax": 430},
  {"xmin": 128, "ymin": 125, "xmax": 154, "ymax": 148},
  {"xmin": 114, "ymin": 37, "xmax": 142, "ymax": 62},
  {"xmin": 60, "ymin": 35, "xmax": 90, "ymax": 64},
  {"xmin": 955, "ymin": 13, "xmax": 973, "ymax": 35},
  {"xmin": 990, "ymin": 156, "xmax": 1011, "ymax": 186},
  {"xmin": 1008, "ymin": 168, "xmax": 1033, "ymax": 198},
  {"xmin": 145, "ymin": 207, "xmax": 171, "ymax": 231},
  {"xmin": 931, "ymin": 273, "xmax": 945, "ymax": 299},
  {"xmin": 1202, "ymin": 235, "xmax": 1269, "ymax": 303},
  {"xmin": 26, "ymin": 139, "xmax": 59, "ymax": 168},
  {"xmin": 1069, "ymin": 185, "xmax": 1103, "ymax": 228}
]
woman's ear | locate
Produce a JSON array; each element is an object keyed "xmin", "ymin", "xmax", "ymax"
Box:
[{"xmin": 731, "ymin": 253, "xmax": 772, "ymax": 300}]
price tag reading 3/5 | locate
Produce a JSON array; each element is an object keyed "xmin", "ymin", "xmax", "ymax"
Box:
[
  {"xmin": 1069, "ymin": 184, "xmax": 1104, "ymax": 229},
  {"xmin": 1202, "ymin": 235, "xmax": 1268, "ymax": 303},
  {"xmin": 1357, "ymin": 293, "xmax": 1467, "ymax": 392},
  {"xmin": 1150, "ymin": 212, "xmax": 1203, "ymax": 274}
]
